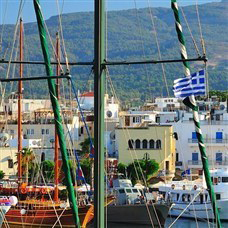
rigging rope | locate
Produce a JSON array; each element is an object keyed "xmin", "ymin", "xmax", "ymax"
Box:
[
  {"xmin": 0, "ymin": 0, "xmax": 9, "ymax": 54},
  {"xmin": 133, "ymin": 0, "xmax": 153, "ymax": 101},
  {"xmin": 179, "ymin": 6, "xmax": 201, "ymax": 57},
  {"xmin": 0, "ymin": 0, "xmax": 25, "ymax": 106},
  {"xmin": 55, "ymin": 0, "xmax": 70, "ymax": 72},
  {"xmin": 195, "ymin": 0, "xmax": 206, "ymax": 56},
  {"xmin": 70, "ymin": 77, "xmax": 94, "ymax": 154},
  {"xmin": 147, "ymin": 0, "xmax": 170, "ymax": 97}
]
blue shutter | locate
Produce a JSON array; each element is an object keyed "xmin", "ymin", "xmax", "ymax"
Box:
[
  {"xmin": 216, "ymin": 132, "xmax": 223, "ymax": 139},
  {"xmin": 192, "ymin": 153, "xmax": 199, "ymax": 165},
  {"xmin": 192, "ymin": 132, "xmax": 197, "ymax": 139}
]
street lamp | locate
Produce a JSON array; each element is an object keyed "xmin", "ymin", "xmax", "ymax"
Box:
[{"xmin": 143, "ymin": 152, "xmax": 150, "ymax": 180}]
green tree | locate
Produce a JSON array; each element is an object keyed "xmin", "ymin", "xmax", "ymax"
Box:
[
  {"xmin": 41, "ymin": 160, "xmax": 55, "ymax": 183},
  {"xmin": 21, "ymin": 148, "xmax": 35, "ymax": 184},
  {"xmin": 127, "ymin": 159, "xmax": 159, "ymax": 185},
  {"xmin": 80, "ymin": 158, "xmax": 91, "ymax": 184},
  {"xmin": 0, "ymin": 170, "xmax": 5, "ymax": 179},
  {"xmin": 117, "ymin": 163, "xmax": 127, "ymax": 176},
  {"xmin": 209, "ymin": 90, "xmax": 228, "ymax": 102},
  {"xmin": 79, "ymin": 138, "xmax": 94, "ymax": 155}
]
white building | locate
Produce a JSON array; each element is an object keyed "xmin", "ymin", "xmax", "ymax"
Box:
[
  {"xmin": 4, "ymin": 98, "xmax": 51, "ymax": 114},
  {"xmin": 173, "ymin": 112, "xmax": 228, "ymax": 172}
]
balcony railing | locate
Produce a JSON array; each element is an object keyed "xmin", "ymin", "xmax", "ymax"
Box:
[
  {"xmin": 188, "ymin": 160, "xmax": 228, "ymax": 166},
  {"xmin": 188, "ymin": 138, "xmax": 228, "ymax": 144}
]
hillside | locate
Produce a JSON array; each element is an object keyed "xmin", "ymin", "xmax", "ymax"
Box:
[{"xmin": 0, "ymin": 1, "xmax": 227, "ymax": 102}]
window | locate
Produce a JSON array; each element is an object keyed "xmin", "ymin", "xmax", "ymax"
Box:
[
  {"xmin": 222, "ymin": 177, "xmax": 228, "ymax": 183},
  {"xmin": 10, "ymin": 130, "xmax": 14, "ymax": 134},
  {"xmin": 176, "ymin": 153, "xmax": 179, "ymax": 162},
  {"xmin": 8, "ymin": 159, "xmax": 13, "ymax": 168},
  {"xmin": 216, "ymin": 194, "xmax": 221, "ymax": 200},
  {"xmin": 149, "ymin": 139, "xmax": 154, "ymax": 149},
  {"xmin": 119, "ymin": 189, "xmax": 125, "ymax": 194},
  {"xmin": 216, "ymin": 132, "xmax": 223, "ymax": 142},
  {"xmin": 133, "ymin": 116, "xmax": 140, "ymax": 123},
  {"xmin": 142, "ymin": 139, "xmax": 148, "ymax": 149},
  {"xmin": 135, "ymin": 139, "xmax": 141, "ymax": 149},
  {"xmin": 156, "ymin": 140, "xmax": 161, "ymax": 149},
  {"xmin": 216, "ymin": 153, "xmax": 222, "ymax": 162},
  {"xmin": 128, "ymin": 140, "xmax": 134, "ymax": 149},
  {"xmin": 31, "ymin": 129, "xmax": 34, "ymax": 135},
  {"xmin": 46, "ymin": 129, "xmax": 49, "ymax": 134},
  {"xmin": 80, "ymin": 127, "xmax": 84, "ymax": 134},
  {"xmin": 41, "ymin": 129, "xmax": 45, "ymax": 135},
  {"xmin": 156, "ymin": 116, "xmax": 160, "ymax": 123},
  {"xmin": 27, "ymin": 129, "xmax": 30, "ymax": 135},
  {"xmin": 126, "ymin": 189, "xmax": 132, "ymax": 193},
  {"xmin": 192, "ymin": 153, "xmax": 199, "ymax": 164},
  {"xmin": 132, "ymin": 189, "xmax": 138, "ymax": 193}
]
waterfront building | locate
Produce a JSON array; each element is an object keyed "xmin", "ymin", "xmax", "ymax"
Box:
[{"xmin": 114, "ymin": 120, "xmax": 176, "ymax": 177}]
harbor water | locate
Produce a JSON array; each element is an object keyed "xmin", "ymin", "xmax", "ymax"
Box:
[
  {"xmin": 107, "ymin": 218, "xmax": 228, "ymax": 227},
  {"xmin": 1, "ymin": 216, "xmax": 227, "ymax": 227}
]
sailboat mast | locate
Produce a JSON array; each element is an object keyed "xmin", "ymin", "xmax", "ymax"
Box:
[
  {"xmin": 18, "ymin": 18, "xmax": 23, "ymax": 182},
  {"xmin": 54, "ymin": 32, "xmax": 60, "ymax": 202},
  {"xmin": 94, "ymin": 0, "xmax": 105, "ymax": 227},
  {"xmin": 171, "ymin": 1, "xmax": 221, "ymax": 226},
  {"xmin": 33, "ymin": 0, "xmax": 80, "ymax": 226}
]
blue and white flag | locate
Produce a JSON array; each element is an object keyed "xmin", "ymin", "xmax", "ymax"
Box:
[
  {"xmin": 173, "ymin": 70, "xmax": 206, "ymax": 98},
  {"xmin": 181, "ymin": 168, "xmax": 191, "ymax": 177}
]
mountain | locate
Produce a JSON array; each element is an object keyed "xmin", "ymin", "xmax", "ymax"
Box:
[{"xmin": 0, "ymin": 1, "xmax": 227, "ymax": 102}]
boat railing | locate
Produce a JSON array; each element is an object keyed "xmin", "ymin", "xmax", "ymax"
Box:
[
  {"xmin": 162, "ymin": 181, "xmax": 203, "ymax": 190},
  {"xmin": 188, "ymin": 160, "xmax": 228, "ymax": 166},
  {"xmin": 188, "ymin": 138, "xmax": 228, "ymax": 143}
]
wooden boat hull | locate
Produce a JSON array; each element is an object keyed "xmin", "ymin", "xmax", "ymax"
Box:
[
  {"xmin": 2, "ymin": 205, "xmax": 93, "ymax": 227},
  {"xmin": 107, "ymin": 203, "xmax": 170, "ymax": 226}
]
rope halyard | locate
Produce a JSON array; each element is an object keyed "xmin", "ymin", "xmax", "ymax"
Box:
[{"xmin": 171, "ymin": 1, "xmax": 221, "ymax": 227}]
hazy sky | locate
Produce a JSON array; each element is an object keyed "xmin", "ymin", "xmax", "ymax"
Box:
[{"xmin": 0, "ymin": 0, "xmax": 221, "ymax": 25}]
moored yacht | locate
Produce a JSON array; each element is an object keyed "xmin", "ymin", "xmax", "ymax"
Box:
[
  {"xmin": 158, "ymin": 169, "xmax": 228, "ymax": 221},
  {"xmin": 107, "ymin": 175, "xmax": 170, "ymax": 226}
]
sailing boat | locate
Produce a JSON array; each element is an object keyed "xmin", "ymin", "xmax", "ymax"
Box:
[
  {"xmin": 1, "ymin": 0, "xmax": 219, "ymax": 227},
  {"xmin": 1, "ymin": 5, "xmax": 94, "ymax": 228}
]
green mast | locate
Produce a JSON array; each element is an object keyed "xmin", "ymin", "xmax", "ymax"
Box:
[
  {"xmin": 171, "ymin": 1, "xmax": 221, "ymax": 226},
  {"xmin": 33, "ymin": 1, "xmax": 80, "ymax": 227},
  {"xmin": 94, "ymin": 0, "xmax": 105, "ymax": 227}
]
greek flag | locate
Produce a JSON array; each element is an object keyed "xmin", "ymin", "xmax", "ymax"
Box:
[{"xmin": 173, "ymin": 70, "xmax": 206, "ymax": 98}]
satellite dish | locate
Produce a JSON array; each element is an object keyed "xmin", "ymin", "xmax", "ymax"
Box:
[
  {"xmin": 106, "ymin": 110, "xmax": 113, "ymax": 118},
  {"xmin": 49, "ymin": 138, "xmax": 55, "ymax": 143},
  {"xmin": 0, "ymin": 133, "xmax": 10, "ymax": 142},
  {"xmin": 110, "ymin": 131, "xmax": 115, "ymax": 140},
  {"xmin": 220, "ymin": 105, "xmax": 225, "ymax": 110}
]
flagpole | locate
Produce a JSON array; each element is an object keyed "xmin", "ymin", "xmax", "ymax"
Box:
[{"xmin": 171, "ymin": 1, "xmax": 221, "ymax": 226}]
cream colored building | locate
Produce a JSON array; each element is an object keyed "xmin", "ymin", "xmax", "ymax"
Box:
[
  {"xmin": 114, "ymin": 124, "xmax": 176, "ymax": 175},
  {"xmin": 0, "ymin": 147, "xmax": 17, "ymax": 179}
]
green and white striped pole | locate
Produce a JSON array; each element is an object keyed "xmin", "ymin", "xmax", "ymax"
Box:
[
  {"xmin": 171, "ymin": 1, "xmax": 221, "ymax": 226},
  {"xmin": 33, "ymin": 1, "xmax": 80, "ymax": 226}
]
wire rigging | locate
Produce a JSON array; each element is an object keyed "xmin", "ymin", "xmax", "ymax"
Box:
[
  {"xmin": 0, "ymin": 0, "xmax": 9, "ymax": 54},
  {"xmin": 147, "ymin": 0, "xmax": 170, "ymax": 97},
  {"xmin": 0, "ymin": 0, "xmax": 25, "ymax": 106},
  {"xmin": 179, "ymin": 6, "xmax": 201, "ymax": 57}
]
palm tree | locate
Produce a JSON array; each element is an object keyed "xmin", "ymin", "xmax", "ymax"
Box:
[{"xmin": 16, "ymin": 148, "xmax": 35, "ymax": 184}]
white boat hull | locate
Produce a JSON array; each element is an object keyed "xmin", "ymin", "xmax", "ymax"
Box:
[{"xmin": 169, "ymin": 199, "xmax": 228, "ymax": 221}]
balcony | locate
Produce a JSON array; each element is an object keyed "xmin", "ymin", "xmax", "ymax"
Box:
[
  {"xmin": 188, "ymin": 160, "xmax": 228, "ymax": 168},
  {"xmin": 188, "ymin": 138, "xmax": 228, "ymax": 146}
]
